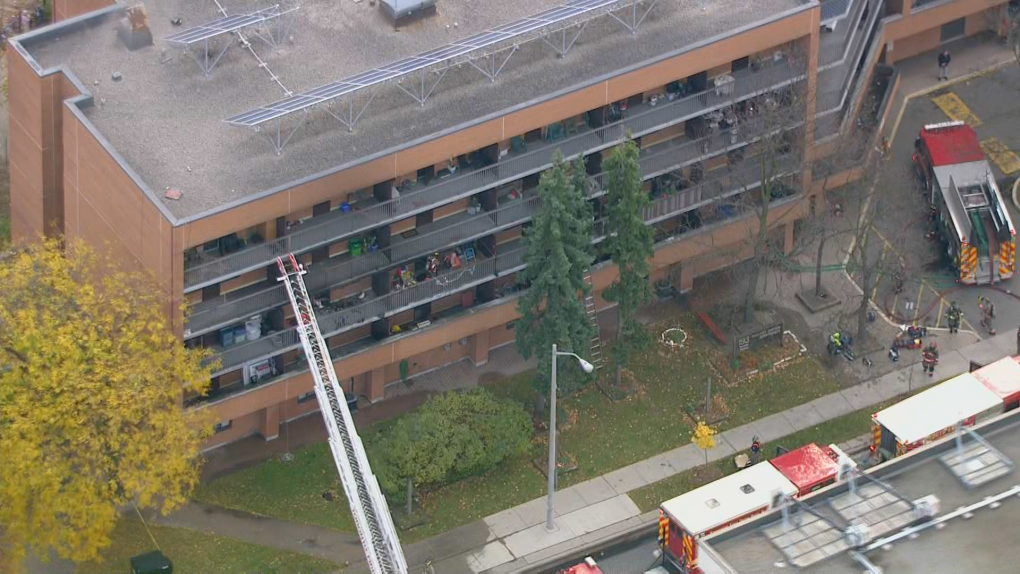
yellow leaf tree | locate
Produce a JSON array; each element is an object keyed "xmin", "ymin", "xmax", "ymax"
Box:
[
  {"xmin": 0, "ymin": 239, "xmax": 215, "ymax": 567},
  {"xmin": 691, "ymin": 420, "xmax": 717, "ymax": 465}
]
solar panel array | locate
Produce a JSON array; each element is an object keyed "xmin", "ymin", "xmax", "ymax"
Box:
[
  {"xmin": 225, "ymin": 0, "xmax": 622, "ymax": 128},
  {"xmin": 165, "ymin": 5, "xmax": 282, "ymax": 46}
]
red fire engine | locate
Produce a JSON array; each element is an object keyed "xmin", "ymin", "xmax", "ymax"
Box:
[
  {"xmin": 912, "ymin": 121, "xmax": 1016, "ymax": 284},
  {"xmin": 658, "ymin": 443, "xmax": 852, "ymax": 573},
  {"xmin": 872, "ymin": 356, "xmax": 1020, "ymax": 459}
]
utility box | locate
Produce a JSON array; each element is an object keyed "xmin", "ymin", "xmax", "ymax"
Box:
[{"xmin": 130, "ymin": 550, "xmax": 172, "ymax": 574}]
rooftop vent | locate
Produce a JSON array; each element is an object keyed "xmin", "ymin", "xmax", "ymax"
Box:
[
  {"xmin": 380, "ymin": 0, "xmax": 437, "ymax": 25},
  {"xmin": 117, "ymin": 4, "xmax": 153, "ymax": 51}
]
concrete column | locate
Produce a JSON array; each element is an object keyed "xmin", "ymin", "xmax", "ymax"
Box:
[
  {"xmin": 366, "ymin": 367, "xmax": 386, "ymax": 402},
  {"xmin": 472, "ymin": 329, "xmax": 491, "ymax": 367},
  {"xmin": 260, "ymin": 404, "xmax": 281, "ymax": 441}
]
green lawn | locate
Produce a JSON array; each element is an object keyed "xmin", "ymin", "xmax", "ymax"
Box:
[
  {"xmin": 195, "ymin": 315, "xmax": 841, "ymax": 542},
  {"xmin": 78, "ymin": 519, "xmax": 339, "ymax": 574},
  {"xmin": 628, "ymin": 398, "xmax": 899, "ymax": 512}
]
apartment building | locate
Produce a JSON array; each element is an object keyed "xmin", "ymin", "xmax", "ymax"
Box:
[{"xmin": 8, "ymin": 0, "xmax": 1007, "ymax": 449}]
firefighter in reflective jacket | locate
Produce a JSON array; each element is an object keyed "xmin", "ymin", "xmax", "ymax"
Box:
[
  {"xmin": 946, "ymin": 302, "xmax": 962, "ymax": 334},
  {"xmin": 658, "ymin": 510, "xmax": 669, "ymax": 547},
  {"xmin": 922, "ymin": 342, "xmax": 939, "ymax": 377}
]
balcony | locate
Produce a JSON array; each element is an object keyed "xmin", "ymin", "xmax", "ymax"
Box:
[
  {"xmin": 184, "ymin": 57, "xmax": 807, "ymax": 292},
  {"xmin": 185, "ymin": 107, "xmax": 798, "ymax": 338},
  {"xmin": 816, "ymin": 0, "xmax": 883, "ymax": 115},
  {"xmin": 208, "ymin": 243, "xmax": 526, "ymax": 376},
  {"xmin": 207, "ymin": 151, "xmax": 805, "ymax": 375},
  {"xmin": 818, "ymin": 0, "xmax": 870, "ymax": 69},
  {"xmin": 193, "ymin": 181, "xmax": 806, "ymax": 406}
]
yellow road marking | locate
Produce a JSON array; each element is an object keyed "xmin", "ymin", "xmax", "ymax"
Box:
[
  {"xmin": 980, "ymin": 138, "xmax": 1020, "ymax": 175},
  {"xmin": 935, "ymin": 298, "xmax": 945, "ymax": 329},
  {"xmin": 915, "ymin": 281, "xmax": 926, "ymax": 323},
  {"xmin": 931, "ymin": 92, "xmax": 983, "ymax": 127}
]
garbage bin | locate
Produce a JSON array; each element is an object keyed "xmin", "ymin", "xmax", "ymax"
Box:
[{"xmin": 349, "ymin": 238, "xmax": 364, "ymax": 257}]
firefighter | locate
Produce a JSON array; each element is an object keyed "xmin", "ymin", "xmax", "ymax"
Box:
[
  {"xmin": 922, "ymin": 342, "xmax": 939, "ymax": 377},
  {"xmin": 979, "ymin": 296, "xmax": 997, "ymax": 335},
  {"xmin": 828, "ymin": 331, "xmax": 842, "ymax": 356},
  {"xmin": 946, "ymin": 302, "xmax": 963, "ymax": 334}
]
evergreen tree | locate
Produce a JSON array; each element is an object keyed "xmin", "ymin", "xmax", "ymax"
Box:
[
  {"xmin": 601, "ymin": 138, "xmax": 654, "ymax": 388},
  {"xmin": 516, "ymin": 152, "xmax": 594, "ymax": 396}
]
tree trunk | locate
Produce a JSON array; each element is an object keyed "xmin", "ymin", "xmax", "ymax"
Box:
[
  {"xmin": 815, "ymin": 234, "xmax": 827, "ymax": 297},
  {"xmin": 743, "ymin": 261, "xmax": 760, "ymax": 324},
  {"xmin": 406, "ymin": 477, "xmax": 413, "ymax": 515},
  {"xmin": 856, "ymin": 264, "xmax": 872, "ymax": 344},
  {"xmin": 613, "ymin": 309, "xmax": 623, "ymax": 387}
]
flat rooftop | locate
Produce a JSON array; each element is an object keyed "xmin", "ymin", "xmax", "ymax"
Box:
[
  {"xmin": 22, "ymin": 0, "xmax": 807, "ymax": 219},
  {"xmin": 710, "ymin": 417, "xmax": 1020, "ymax": 574}
]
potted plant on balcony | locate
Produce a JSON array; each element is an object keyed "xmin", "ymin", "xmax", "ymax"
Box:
[{"xmin": 467, "ymin": 197, "xmax": 481, "ymax": 215}]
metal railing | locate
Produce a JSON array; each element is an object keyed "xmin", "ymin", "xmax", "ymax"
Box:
[
  {"xmin": 207, "ymin": 246, "xmax": 527, "ymax": 375},
  {"xmin": 185, "ymin": 109, "xmax": 798, "ymax": 337},
  {"xmin": 184, "ymin": 58, "xmax": 806, "ymax": 291},
  {"xmin": 816, "ymin": 0, "xmax": 882, "ymax": 115},
  {"xmin": 202, "ymin": 169, "xmax": 805, "ymax": 382},
  {"xmin": 207, "ymin": 151, "xmax": 803, "ymax": 374},
  {"xmin": 818, "ymin": 0, "xmax": 869, "ymax": 68}
]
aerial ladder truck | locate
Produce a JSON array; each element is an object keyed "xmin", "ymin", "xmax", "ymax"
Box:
[{"xmin": 276, "ymin": 254, "xmax": 408, "ymax": 574}]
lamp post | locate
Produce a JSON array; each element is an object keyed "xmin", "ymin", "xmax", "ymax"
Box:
[{"xmin": 546, "ymin": 343, "xmax": 595, "ymax": 532}]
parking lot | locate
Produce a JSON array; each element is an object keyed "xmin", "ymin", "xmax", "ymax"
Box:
[{"xmin": 863, "ymin": 63, "xmax": 1020, "ymax": 342}]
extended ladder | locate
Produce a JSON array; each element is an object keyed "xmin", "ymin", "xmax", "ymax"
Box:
[
  {"xmin": 276, "ymin": 254, "xmax": 407, "ymax": 574},
  {"xmin": 582, "ymin": 268, "xmax": 604, "ymax": 370}
]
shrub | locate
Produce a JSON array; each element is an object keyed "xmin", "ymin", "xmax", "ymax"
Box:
[{"xmin": 371, "ymin": 388, "xmax": 531, "ymax": 501}]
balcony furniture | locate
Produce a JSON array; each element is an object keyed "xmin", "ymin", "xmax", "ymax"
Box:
[
  {"xmin": 463, "ymin": 246, "xmax": 476, "ymax": 262},
  {"xmin": 349, "ymin": 238, "xmax": 364, "ymax": 257},
  {"xmin": 339, "ymin": 202, "xmax": 351, "ymax": 213}
]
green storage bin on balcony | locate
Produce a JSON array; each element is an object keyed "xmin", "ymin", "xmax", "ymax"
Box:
[{"xmin": 350, "ymin": 238, "xmax": 364, "ymax": 257}]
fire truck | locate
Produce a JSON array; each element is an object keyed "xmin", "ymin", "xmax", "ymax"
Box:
[
  {"xmin": 658, "ymin": 443, "xmax": 853, "ymax": 573},
  {"xmin": 912, "ymin": 121, "xmax": 1016, "ymax": 284},
  {"xmin": 871, "ymin": 356, "xmax": 1020, "ymax": 459}
]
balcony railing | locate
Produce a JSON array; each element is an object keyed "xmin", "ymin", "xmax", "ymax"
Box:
[
  {"xmin": 207, "ymin": 155, "xmax": 804, "ymax": 375},
  {"xmin": 196, "ymin": 183, "xmax": 805, "ymax": 404},
  {"xmin": 208, "ymin": 246, "xmax": 526, "ymax": 376},
  {"xmin": 185, "ymin": 110, "xmax": 797, "ymax": 337},
  {"xmin": 592, "ymin": 154, "xmax": 801, "ymax": 239},
  {"xmin": 816, "ymin": 0, "xmax": 882, "ymax": 115},
  {"xmin": 184, "ymin": 58, "xmax": 807, "ymax": 291},
  {"xmin": 818, "ymin": 0, "xmax": 869, "ymax": 69}
]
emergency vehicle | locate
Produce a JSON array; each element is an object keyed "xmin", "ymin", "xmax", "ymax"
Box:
[
  {"xmin": 912, "ymin": 121, "xmax": 1016, "ymax": 284},
  {"xmin": 658, "ymin": 443, "xmax": 852, "ymax": 573},
  {"xmin": 870, "ymin": 358, "xmax": 1020, "ymax": 459},
  {"xmin": 557, "ymin": 556, "xmax": 603, "ymax": 574}
]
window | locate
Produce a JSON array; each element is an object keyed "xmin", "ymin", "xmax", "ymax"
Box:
[
  {"xmin": 213, "ymin": 420, "xmax": 233, "ymax": 433},
  {"xmin": 705, "ymin": 499, "xmax": 720, "ymax": 509},
  {"xmin": 740, "ymin": 484, "xmax": 756, "ymax": 494},
  {"xmin": 506, "ymin": 321, "xmax": 517, "ymax": 331},
  {"xmin": 940, "ymin": 18, "xmax": 965, "ymax": 42},
  {"xmin": 297, "ymin": 391, "xmax": 316, "ymax": 404}
]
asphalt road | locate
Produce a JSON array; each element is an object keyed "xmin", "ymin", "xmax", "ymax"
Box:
[{"xmin": 867, "ymin": 64, "xmax": 1020, "ymax": 342}]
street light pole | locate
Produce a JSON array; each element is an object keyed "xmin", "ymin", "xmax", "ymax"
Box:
[
  {"xmin": 546, "ymin": 343, "xmax": 594, "ymax": 533},
  {"xmin": 546, "ymin": 343, "xmax": 559, "ymax": 532}
]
